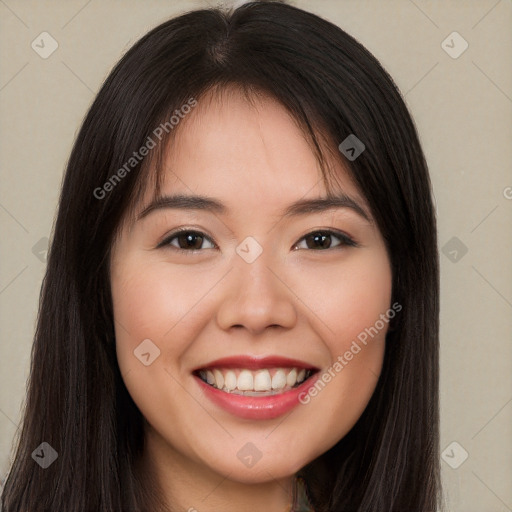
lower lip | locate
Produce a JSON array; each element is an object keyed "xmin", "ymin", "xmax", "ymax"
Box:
[{"xmin": 194, "ymin": 372, "xmax": 319, "ymax": 420}]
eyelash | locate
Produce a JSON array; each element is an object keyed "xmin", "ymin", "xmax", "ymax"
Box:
[{"xmin": 157, "ymin": 228, "xmax": 358, "ymax": 254}]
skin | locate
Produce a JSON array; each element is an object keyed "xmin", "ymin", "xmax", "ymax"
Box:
[{"xmin": 110, "ymin": 87, "xmax": 392, "ymax": 512}]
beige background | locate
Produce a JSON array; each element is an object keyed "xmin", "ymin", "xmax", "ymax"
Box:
[{"xmin": 0, "ymin": 0, "xmax": 511, "ymax": 510}]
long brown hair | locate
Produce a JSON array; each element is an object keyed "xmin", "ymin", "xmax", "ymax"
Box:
[{"xmin": 1, "ymin": 1, "xmax": 440, "ymax": 510}]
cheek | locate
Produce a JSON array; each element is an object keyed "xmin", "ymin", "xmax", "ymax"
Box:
[
  {"xmin": 111, "ymin": 254, "xmax": 211, "ymax": 340},
  {"xmin": 287, "ymin": 248, "xmax": 392, "ymax": 442},
  {"xmin": 292, "ymin": 248, "xmax": 393, "ymax": 346},
  {"xmin": 110, "ymin": 257, "xmax": 204, "ymax": 429},
  {"xmin": 110, "ymin": 256, "xmax": 190, "ymax": 371},
  {"xmin": 110, "ymin": 254, "xmax": 230, "ymax": 388}
]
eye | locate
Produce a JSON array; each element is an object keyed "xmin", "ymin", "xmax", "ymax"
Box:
[
  {"xmin": 293, "ymin": 230, "xmax": 357, "ymax": 250},
  {"xmin": 158, "ymin": 229, "xmax": 216, "ymax": 252},
  {"xmin": 158, "ymin": 228, "xmax": 357, "ymax": 253}
]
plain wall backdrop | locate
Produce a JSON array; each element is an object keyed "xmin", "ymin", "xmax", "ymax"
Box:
[{"xmin": 0, "ymin": 1, "xmax": 511, "ymax": 510}]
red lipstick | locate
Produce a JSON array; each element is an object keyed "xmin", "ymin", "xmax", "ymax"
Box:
[
  {"xmin": 193, "ymin": 355, "xmax": 320, "ymax": 420},
  {"xmin": 193, "ymin": 354, "xmax": 318, "ymax": 372}
]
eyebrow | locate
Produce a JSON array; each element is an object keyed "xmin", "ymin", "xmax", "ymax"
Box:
[{"xmin": 136, "ymin": 193, "xmax": 370, "ymax": 222}]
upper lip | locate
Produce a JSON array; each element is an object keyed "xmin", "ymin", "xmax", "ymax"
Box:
[{"xmin": 193, "ymin": 355, "xmax": 320, "ymax": 372}]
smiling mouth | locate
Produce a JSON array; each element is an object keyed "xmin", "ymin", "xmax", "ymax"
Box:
[{"xmin": 194, "ymin": 367, "xmax": 317, "ymax": 396}]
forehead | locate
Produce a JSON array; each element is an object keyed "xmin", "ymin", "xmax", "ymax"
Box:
[{"xmin": 136, "ymin": 87, "xmax": 367, "ymax": 221}]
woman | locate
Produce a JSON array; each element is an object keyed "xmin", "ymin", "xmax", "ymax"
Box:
[{"xmin": 1, "ymin": 1, "xmax": 440, "ymax": 510}]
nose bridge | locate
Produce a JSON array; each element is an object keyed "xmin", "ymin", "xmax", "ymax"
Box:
[{"xmin": 215, "ymin": 242, "xmax": 297, "ymax": 334}]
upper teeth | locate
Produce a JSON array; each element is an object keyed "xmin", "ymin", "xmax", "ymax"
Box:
[{"xmin": 198, "ymin": 368, "xmax": 310, "ymax": 394}]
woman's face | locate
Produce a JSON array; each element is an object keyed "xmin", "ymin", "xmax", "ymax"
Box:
[{"xmin": 110, "ymin": 89, "xmax": 392, "ymax": 485}]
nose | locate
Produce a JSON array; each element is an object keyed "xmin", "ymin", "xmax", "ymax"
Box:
[{"xmin": 215, "ymin": 250, "xmax": 298, "ymax": 336}]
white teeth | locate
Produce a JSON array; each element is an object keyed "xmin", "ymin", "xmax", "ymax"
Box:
[
  {"xmin": 198, "ymin": 366, "xmax": 311, "ymax": 393},
  {"xmin": 271, "ymin": 369, "xmax": 287, "ymax": 390},
  {"xmin": 205, "ymin": 370, "xmax": 215, "ymax": 385},
  {"xmin": 286, "ymin": 368, "xmax": 297, "ymax": 387},
  {"xmin": 254, "ymin": 370, "xmax": 272, "ymax": 391},
  {"xmin": 237, "ymin": 370, "xmax": 254, "ymax": 391},
  {"xmin": 224, "ymin": 370, "xmax": 237, "ymax": 390},
  {"xmin": 213, "ymin": 369, "xmax": 224, "ymax": 389}
]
